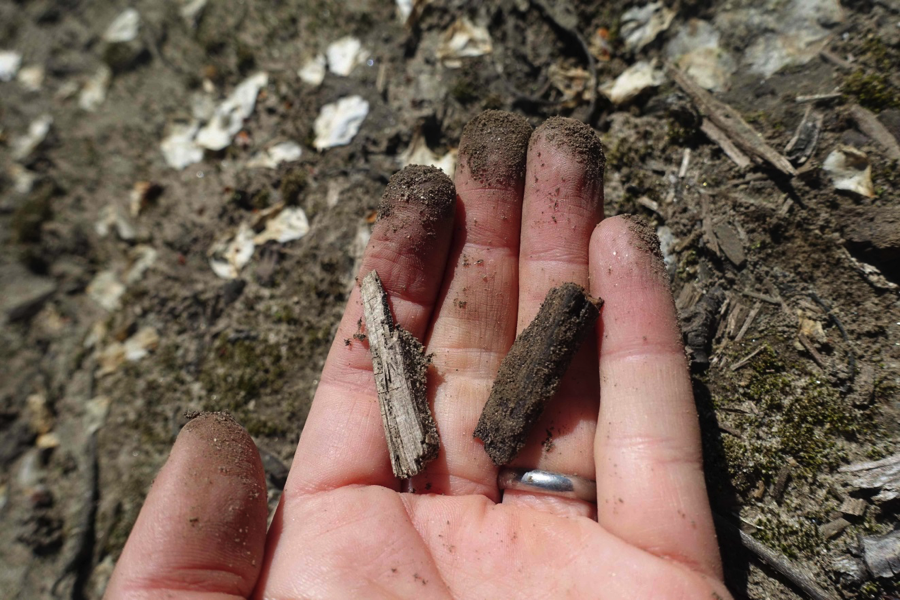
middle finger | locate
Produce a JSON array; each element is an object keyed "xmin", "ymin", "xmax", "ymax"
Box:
[{"xmin": 411, "ymin": 110, "xmax": 532, "ymax": 499}]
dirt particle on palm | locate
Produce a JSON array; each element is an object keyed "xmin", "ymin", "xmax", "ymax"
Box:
[
  {"xmin": 458, "ymin": 110, "xmax": 533, "ymax": 187},
  {"xmin": 474, "ymin": 283, "xmax": 602, "ymax": 465},
  {"xmin": 531, "ymin": 117, "xmax": 606, "ymax": 188},
  {"xmin": 377, "ymin": 165, "xmax": 455, "ymax": 232}
]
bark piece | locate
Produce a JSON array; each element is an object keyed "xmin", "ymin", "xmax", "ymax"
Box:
[
  {"xmin": 784, "ymin": 105, "xmax": 823, "ymax": 165},
  {"xmin": 474, "ymin": 283, "xmax": 602, "ymax": 465},
  {"xmin": 667, "ymin": 64, "xmax": 797, "ymax": 176},
  {"xmin": 863, "ymin": 529, "xmax": 900, "ymax": 579},
  {"xmin": 701, "ymin": 119, "xmax": 752, "ymax": 168},
  {"xmin": 850, "ymin": 104, "xmax": 900, "ymax": 161},
  {"xmin": 840, "ymin": 452, "xmax": 900, "ymax": 503},
  {"xmin": 361, "ymin": 271, "xmax": 439, "ymax": 479}
]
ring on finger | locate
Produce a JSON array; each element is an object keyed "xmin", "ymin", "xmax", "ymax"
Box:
[{"xmin": 498, "ymin": 468, "xmax": 597, "ymax": 503}]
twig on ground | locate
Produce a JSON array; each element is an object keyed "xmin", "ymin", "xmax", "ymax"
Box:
[
  {"xmin": 798, "ymin": 334, "xmax": 827, "ymax": 369},
  {"xmin": 714, "ymin": 513, "xmax": 840, "ymax": 600},
  {"xmin": 667, "ymin": 64, "xmax": 797, "ymax": 176},
  {"xmin": 735, "ymin": 302, "xmax": 762, "ymax": 342},
  {"xmin": 795, "ymin": 92, "xmax": 842, "ymax": 103},
  {"xmin": 730, "ymin": 345, "xmax": 764, "ymax": 371},
  {"xmin": 679, "ymin": 148, "xmax": 692, "ymax": 178},
  {"xmin": 741, "ymin": 290, "xmax": 780, "ymax": 305},
  {"xmin": 809, "ymin": 292, "xmax": 856, "ymax": 381},
  {"xmin": 701, "ymin": 119, "xmax": 752, "ymax": 168},
  {"xmin": 850, "ymin": 105, "xmax": 900, "ymax": 160},
  {"xmin": 51, "ymin": 431, "xmax": 100, "ymax": 599}
]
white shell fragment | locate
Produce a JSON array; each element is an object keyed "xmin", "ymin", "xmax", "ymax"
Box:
[
  {"xmin": 247, "ymin": 141, "xmax": 303, "ymax": 169},
  {"xmin": 180, "ymin": 0, "xmax": 208, "ymax": 26},
  {"xmin": 161, "ymin": 73, "xmax": 269, "ymax": 168},
  {"xmin": 398, "ymin": 129, "xmax": 456, "ymax": 178},
  {"xmin": 12, "ymin": 114, "xmax": 52, "ymax": 161},
  {"xmin": 209, "ymin": 223, "xmax": 255, "ymax": 280},
  {"xmin": 253, "ymin": 207, "xmax": 310, "ymax": 244},
  {"xmin": 436, "ymin": 17, "xmax": 493, "ymax": 68},
  {"xmin": 95, "ymin": 204, "xmax": 136, "ymax": 241},
  {"xmin": 17, "ymin": 65, "xmax": 44, "ymax": 91},
  {"xmin": 298, "ymin": 54, "xmax": 326, "ymax": 86},
  {"xmin": 0, "ymin": 50, "xmax": 22, "ymax": 82},
  {"xmin": 87, "ymin": 270, "xmax": 126, "ymax": 311},
  {"xmin": 103, "ymin": 9, "xmax": 141, "ymax": 43},
  {"xmin": 313, "ymin": 95, "xmax": 369, "ymax": 150},
  {"xmin": 620, "ymin": 2, "xmax": 675, "ymax": 52},
  {"xmin": 208, "ymin": 204, "xmax": 311, "ymax": 279},
  {"xmin": 160, "ymin": 122, "xmax": 203, "ymax": 169},
  {"xmin": 9, "ymin": 164, "xmax": 38, "ymax": 194},
  {"xmin": 79, "ymin": 66, "xmax": 112, "ymax": 112},
  {"xmin": 97, "ymin": 327, "xmax": 159, "ymax": 376},
  {"xmin": 326, "ymin": 37, "xmax": 369, "ymax": 77},
  {"xmin": 823, "ymin": 145, "xmax": 875, "ymax": 198},
  {"xmin": 124, "ymin": 326, "xmax": 160, "ymax": 361},
  {"xmin": 124, "ymin": 245, "xmax": 158, "ymax": 285},
  {"xmin": 600, "ymin": 60, "xmax": 665, "ymax": 105},
  {"xmin": 666, "ymin": 19, "xmax": 735, "ymax": 92},
  {"xmin": 396, "ymin": 0, "xmax": 414, "ymax": 21},
  {"xmin": 196, "ymin": 72, "xmax": 268, "ymax": 151}
]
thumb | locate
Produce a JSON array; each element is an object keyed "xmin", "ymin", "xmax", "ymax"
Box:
[{"xmin": 105, "ymin": 412, "xmax": 268, "ymax": 600}]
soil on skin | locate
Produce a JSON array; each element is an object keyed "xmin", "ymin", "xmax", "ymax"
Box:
[
  {"xmin": 532, "ymin": 116, "xmax": 607, "ymax": 188},
  {"xmin": 474, "ymin": 283, "xmax": 601, "ymax": 465},
  {"xmin": 1, "ymin": 0, "xmax": 899, "ymax": 598},
  {"xmin": 458, "ymin": 109, "xmax": 533, "ymax": 187},
  {"xmin": 623, "ymin": 214, "xmax": 669, "ymax": 282},
  {"xmin": 377, "ymin": 164, "xmax": 456, "ymax": 229}
]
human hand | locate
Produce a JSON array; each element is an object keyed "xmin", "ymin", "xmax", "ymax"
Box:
[{"xmin": 106, "ymin": 111, "xmax": 731, "ymax": 599}]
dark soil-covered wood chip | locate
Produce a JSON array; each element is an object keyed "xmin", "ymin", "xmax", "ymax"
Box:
[{"xmin": 474, "ymin": 282, "xmax": 602, "ymax": 465}]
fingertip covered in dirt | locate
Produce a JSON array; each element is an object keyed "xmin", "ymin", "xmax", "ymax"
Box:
[
  {"xmin": 458, "ymin": 110, "xmax": 533, "ymax": 188},
  {"xmin": 377, "ymin": 164, "xmax": 456, "ymax": 231},
  {"xmin": 530, "ymin": 116, "xmax": 606, "ymax": 188}
]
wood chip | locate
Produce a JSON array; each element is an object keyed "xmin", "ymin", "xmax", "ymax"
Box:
[
  {"xmin": 735, "ymin": 302, "xmax": 761, "ymax": 342},
  {"xmin": 474, "ymin": 283, "xmax": 601, "ymax": 465},
  {"xmin": 850, "ymin": 104, "xmax": 900, "ymax": 161},
  {"xmin": 840, "ymin": 453, "xmax": 900, "ymax": 503},
  {"xmin": 713, "ymin": 221, "xmax": 746, "ymax": 267},
  {"xmin": 839, "ymin": 497, "xmax": 867, "ymax": 517},
  {"xmin": 863, "ymin": 530, "xmax": 900, "ymax": 579},
  {"xmin": 667, "ymin": 64, "xmax": 797, "ymax": 176},
  {"xmin": 784, "ymin": 105, "xmax": 823, "ymax": 166},
  {"xmin": 701, "ymin": 119, "xmax": 752, "ymax": 168},
  {"xmin": 819, "ymin": 518, "xmax": 850, "ymax": 540},
  {"xmin": 361, "ymin": 271, "xmax": 439, "ymax": 479}
]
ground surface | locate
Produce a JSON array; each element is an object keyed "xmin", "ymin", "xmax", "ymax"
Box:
[{"xmin": 0, "ymin": 0, "xmax": 898, "ymax": 598}]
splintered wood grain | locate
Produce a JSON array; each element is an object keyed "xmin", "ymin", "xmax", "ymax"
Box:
[
  {"xmin": 474, "ymin": 282, "xmax": 602, "ymax": 465},
  {"xmin": 361, "ymin": 271, "xmax": 439, "ymax": 479}
]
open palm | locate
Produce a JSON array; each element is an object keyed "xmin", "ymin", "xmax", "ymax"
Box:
[{"xmin": 107, "ymin": 112, "xmax": 730, "ymax": 599}]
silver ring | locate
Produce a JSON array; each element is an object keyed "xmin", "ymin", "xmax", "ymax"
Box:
[{"xmin": 498, "ymin": 468, "xmax": 597, "ymax": 503}]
